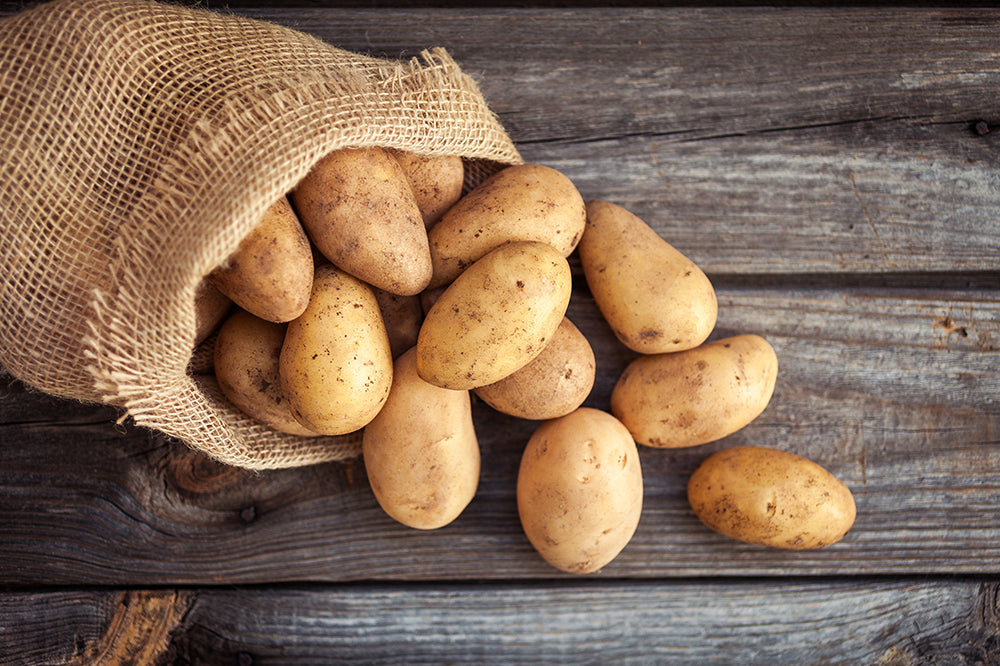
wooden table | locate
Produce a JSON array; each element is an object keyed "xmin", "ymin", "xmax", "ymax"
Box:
[{"xmin": 3, "ymin": 3, "xmax": 999, "ymax": 664}]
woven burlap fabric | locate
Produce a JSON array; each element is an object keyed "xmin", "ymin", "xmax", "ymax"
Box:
[{"xmin": 0, "ymin": 0, "xmax": 522, "ymax": 469}]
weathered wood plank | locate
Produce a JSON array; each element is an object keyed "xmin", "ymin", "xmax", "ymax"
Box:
[
  {"xmin": 2, "ymin": 285, "xmax": 996, "ymax": 583},
  {"xmin": 2, "ymin": 580, "xmax": 998, "ymax": 665}
]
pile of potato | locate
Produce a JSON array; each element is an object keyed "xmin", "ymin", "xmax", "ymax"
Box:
[{"xmin": 200, "ymin": 146, "xmax": 856, "ymax": 574}]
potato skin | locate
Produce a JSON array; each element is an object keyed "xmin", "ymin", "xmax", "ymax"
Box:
[
  {"xmin": 611, "ymin": 334, "xmax": 778, "ymax": 448},
  {"xmin": 213, "ymin": 309, "xmax": 318, "ymax": 436},
  {"xmin": 579, "ymin": 200, "xmax": 717, "ymax": 353},
  {"xmin": 687, "ymin": 445, "xmax": 856, "ymax": 549},
  {"xmin": 279, "ymin": 263, "xmax": 393, "ymax": 435},
  {"xmin": 390, "ymin": 150, "xmax": 465, "ymax": 228},
  {"xmin": 363, "ymin": 347, "xmax": 480, "ymax": 530},
  {"xmin": 372, "ymin": 288, "xmax": 423, "ymax": 360},
  {"xmin": 426, "ymin": 164, "xmax": 586, "ymax": 289},
  {"xmin": 474, "ymin": 317, "xmax": 595, "ymax": 420},
  {"xmin": 517, "ymin": 408, "xmax": 643, "ymax": 574},
  {"xmin": 291, "ymin": 147, "xmax": 432, "ymax": 296},
  {"xmin": 194, "ymin": 279, "xmax": 232, "ymax": 346},
  {"xmin": 416, "ymin": 241, "xmax": 572, "ymax": 390},
  {"xmin": 208, "ymin": 196, "xmax": 313, "ymax": 323}
]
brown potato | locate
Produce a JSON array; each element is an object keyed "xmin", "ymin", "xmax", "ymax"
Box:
[
  {"xmin": 291, "ymin": 147, "xmax": 432, "ymax": 296},
  {"xmin": 416, "ymin": 241, "xmax": 572, "ymax": 390},
  {"xmin": 279, "ymin": 263, "xmax": 393, "ymax": 435},
  {"xmin": 208, "ymin": 196, "xmax": 313, "ymax": 323},
  {"xmin": 578, "ymin": 200, "xmax": 717, "ymax": 353},
  {"xmin": 372, "ymin": 288, "xmax": 424, "ymax": 360},
  {"xmin": 517, "ymin": 408, "xmax": 643, "ymax": 574},
  {"xmin": 474, "ymin": 317, "xmax": 595, "ymax": 420},
  {"xmin": 193, "ymin": 279, "xmax": 232, "ymax": 346},
  {"xmin": 213, "ymin": 309, "xmax": 318, "ymax": 436},
  {"xmin": 363, "ymin": 347, "xmax": 480, "ymax": 530},
  {"xmin": 611, "ymin": 334, "xmax": 778, "ymax": 448},
  {"xmin": 687, "ymin": 445, "xmax": 856, "ymax": 549},
  {"xmin": 391, "ymin": 150, "xmax": 465, "ymax": 228},
  {"xmin": 426, "ymin": 163, "xmax": 586, "ymax": 289}
]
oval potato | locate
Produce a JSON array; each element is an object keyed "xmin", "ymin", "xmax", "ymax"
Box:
[
  {"xmin": 517, "ymin": 408, "xmax": 643, "ymax": 574},
  {"xmin": 426, "ymin": 164, "xmax": 585, "ymax": 289},
  {"xmin": 579, "ymin": 200, "xmax": 717, "ymax": 353},
  {"xmin": 213, "ymin": 309, "xmax": 318, "ymax": 436},
  {"xmin": 194, "ymin": 279, "xmax": 232, "ymax": 346},
  {"xmin": 474, "ymin": 317, "xmax": 595, "ymax": 420},
  {"xmin": 416, "ymin": 241, "xmax": 572, "ymax": 390},
  {"xmin": 363, "ymin": 347, "xmax": 480, "ymax": 530},
  {"xmin": 291, "ymin": 147, "xmax": 432, "ymax": 296},
  {"xmin": 687, "ymin": 445, "xmax": 856, "ymax": 549},
  {"xmin": 372, "ymin": 287, "xmax": 424, "ymax": 360},
  {"xmin": 279, "ymin": 263, "xmax": 393, "ymax": 435},
  {"xmin": 611, "ymin": 334, "xmax": 778, "ymax": 448},
  {"xmin": 391, "ymin": 150, "xmax": 465, "ymax": 228},
  {"xmin": 208, "ymin": 196, "xmax": 313, "ymax": 323}
]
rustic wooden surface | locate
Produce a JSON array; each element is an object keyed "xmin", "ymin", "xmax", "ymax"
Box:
[{"xmin": 2, "ymin": 4, "xmax": 1000, "ymax": 664}]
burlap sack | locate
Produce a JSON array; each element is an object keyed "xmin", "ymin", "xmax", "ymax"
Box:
[{"xmin": 0, "ymin": 0, "xmax": 521, "ymax": 469}]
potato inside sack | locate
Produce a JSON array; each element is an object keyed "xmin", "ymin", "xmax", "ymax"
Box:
[
  {"xmin": 474, "ymin": 316, "xmax": 596, "ymax": 420},
  {"xmin": 213, "ymin": 309, "xmax": 319, "ymax": 437},
  {"xmin": 578, "ymin": 199, "xmax": 717, "ymax": 353},
  {"xmin": 517, "ymin": 408, "xmax": 643, "ymax": 574},
  {"xmin": 426, "ymin": 163, "xmax": 586, "ymax": 289},
  {"xmin": 363, "ymin": 347, "xmax": 480, "ymax": 530},
  {"xmin": 416, "ymin": 240, "xmax": 572, "ymax": 390},
  {"xmin": 687, "ymin": 445, "xmax": 856, "ymax": 550},
  {"xmin": 611, "ymin": 334, "xmax": 778, "ymax": 448},
  {"xmin": 279, "ymin": 263, "xmax": 393, "ymax": 435},
  {"xmin": 390, "ymin": 150, "xmax": 465, "ymax": 228},
  {"xmin": 290, "ymin": 147, "xmax": 432, "ymax": 296},
  {"xmin": 208, "ymin": 196, "xmax": 314, "ymax": 323}
]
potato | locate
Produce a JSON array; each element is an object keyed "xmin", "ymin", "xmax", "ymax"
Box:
[
  {"xmin": 279, "ymin": 263, "xmax": 393, "ymax": 435},
  {"xmin": 363, "ymin": 347, "xmax": 480, "ymax": 530},
  {"xmin": 372, "ymin": 288, "xmax": 423, "ymax": 359},
  {"xmin": 390, "ymin": 150, "xmax": 465, "ymax": 228},
  {"xmin": 611, "ymin": 334, "xmax": 778, "ymax": 448},
  {"xmin": 291, "ymin": 147, "xmax": 432, "ymax": 296},
  {"xmin": 474, "ymin": 317, "xmax": 595, "ymax": 420},
  {"xmin": 426, "ymin": 164, "xmax": 586, "ymax": 289},
  {"xmin": 578, "ymin": 200, "xmax": 717, "ymax": 353},
  {"xmin": 208, "ymin": 196, "xmax": 313, "ymax": 323},
  {"xmin": 416, "ymin": 241, "xmax": 572, "ymax": 390},
  {"xmin": 213, "ymin": 309, "xmax": 318, "ymax": 436},
  {"xmin": 517, "ymin": 408, "xmax": 643, "ymax": 574},
  {"xmin": 687, "ymin": 445, "xmax": 856, "ymax": 549},
  {"xmin": 193, "ymin": 279, "xmax": 232, "ymax": 346}
]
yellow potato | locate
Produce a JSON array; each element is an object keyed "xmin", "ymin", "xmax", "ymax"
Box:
[
  {"xmin": 279, "ymin": 263, "xmax": 393, "ymax": 435},
  {"xmin": 390, "ymin": 150, "xmax": 465, "ymax": 228},
  {"xmin": 416, "ymin": 241, "xmax": 572, "ymax": 390},
  {"xmin": 213, "ymin": 309, "xmax": 318, "ymax": 436},
  {"xmin": 208, "ymin": 196, "xmax": 313, "ymax": 323},
  {"xmin": 474, "ymin": 317, "xmax": 595, "ymax": 420},
  {"xmin": 611, "ymin": 334, "xmax": 778, "ymax": 448},
  {"xmin": 193, "ymin": 279, "xmax": 232, "ymax": 346},
  {"xmin": 517, "ymin": 408, "xmax": 643, "ymax": 574},
  {"xmin": 426, "ymin": 163, "xmax": 586, "ymax": 289},
  {"xmin": 291, "ymin": 147, "xmax": 432, "ymax": 296},
  {"xmin": 363, "ymin": 347, "xmax": 480, "ymax": 530},
  {"xmin": 578, "ymin": 200, "xmax": 717, "ymax": 353},
  {"xmin": 687, "ymin": 445, "xmax": 856, "ymax": 549},
  {"xmin": 372, "ymin": 287, "xmax": 423, "ymax": 360}
]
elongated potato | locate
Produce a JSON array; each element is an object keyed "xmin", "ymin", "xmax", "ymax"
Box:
[
  {"xmin": 363, "ymin": 347, "xmax": 480, "ymax": 530},
  {"xmin": 279, "ymin": 263, "xmax": 393, "ymax": 435},
  {"xmin": 474, "ymin": 317, "xmax": 595, "ymax": 420},
  {"xmin": 213, "ymin": 309, "xmax": 318, "ymax": 436},
  {"xmin": 579, "ymin": 200, "xmax": 717, "ymax": 353},
  {"xmin": 426, "ymin": 164, "xmax": 586, "ymax": 288},
  {"xmin": 687, "ymin": 445, "xmax": 856, "ymax": 549},
  {"xmin": 611, "ymin": 334, "xmax": 778, "ymax": 448},
  {"xmin": 416, "ymin": 241, "xmax": 572, "ymax": 390},
  {"xmin": 391, "ymin": 150, "xmax": 465, "ymax": 228},
  {"xmin": 291, "ymin": 147, "xmax": 432, "ymax": 296},
  {"xmin": 517, "ymin": 408, "xmax": 643, "ymax": 574},
  {"xmin": 194, "ymin": 279, "xmax": 232, "ymax": 346},
  {"xmin": 208, "ymin": 196, "xmax": 313, "ymax": 323}
]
